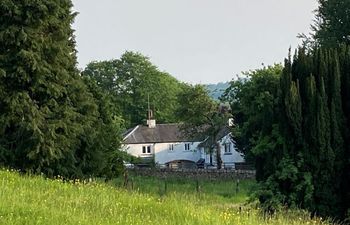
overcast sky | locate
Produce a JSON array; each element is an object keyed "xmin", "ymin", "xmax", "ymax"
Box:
[{"xmin": 72, "ymin": 0, "xmax": 318, "ymax": 84}]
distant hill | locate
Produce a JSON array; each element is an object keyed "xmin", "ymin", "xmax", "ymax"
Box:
[{"xmin": 205, "ymin": 82, "xmax": 230, "ymax": 100}]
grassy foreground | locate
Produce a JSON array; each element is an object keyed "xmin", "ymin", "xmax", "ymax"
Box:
[
  {"xmin": 0, "ymin": 170, "xmax": 333, "ymax": 225},
  {"xmin": 113, "ymin": 174, "xmax": 253, "ymax": 204}
]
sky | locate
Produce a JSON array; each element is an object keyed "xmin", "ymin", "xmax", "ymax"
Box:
[{"xmin": 72, "ymin": 0, "xmax": 318, "ymax": 84}]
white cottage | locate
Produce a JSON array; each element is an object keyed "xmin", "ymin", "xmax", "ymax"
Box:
[{"xmin": 122, "ymin": 118, "xmax": 244, "ymax": 169}]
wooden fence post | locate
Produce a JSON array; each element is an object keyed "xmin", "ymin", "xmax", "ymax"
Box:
[
  {"xmin": 236, "ymin": 179, "xmax": 240, "ymax": 194},
  {"xmin": 196, "ymin": 179, "xmax": 201, "ymax": 194},
  {"xmin": 123, "ymin": 170, "xmax": 129, "ymax": 188},
  {"xmin": 164, "ymin": 178, "xmax": 167, "ymax": 194}
]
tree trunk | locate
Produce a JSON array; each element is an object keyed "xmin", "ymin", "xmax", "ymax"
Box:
[{"xmin": 216, "ymin": 142, "xmax": 223, "ymax": 169}]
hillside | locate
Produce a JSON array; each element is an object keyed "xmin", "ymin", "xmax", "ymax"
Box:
[
  {"xmin": 206, "ymin": 82, "xmax": 230, "ymax": 100},
  {"xmin": 0, "ymin": 170, "xmax": 332, "ymax": 225}
]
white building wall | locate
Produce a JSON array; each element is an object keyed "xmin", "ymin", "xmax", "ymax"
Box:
[
  {"xmin": 202, "ymin": 134, "xmax": 244, "ymax": 168},
  {"xmin": 219, "ymin": 135, "xmax": 244, "ymax": 168},
  {"xmin": 122, "ymin": 143, "xmax": 155, "ymax": 159},
  {"xmin": 123, "ymin": 142, "xmax": 204, "ymax": 165},
  {"xmin": 123, "ymin": 134, "xmax": 244, "ymax": 168},
  {"xmin": 154, "ymin": 142, "xmax": 202, "ymax": 165}
]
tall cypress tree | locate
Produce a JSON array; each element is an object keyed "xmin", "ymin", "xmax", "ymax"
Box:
[
  {"xmin": 338, "ymin": 45, "xmax": 350, "ymax": 218},
  {"xmin": 255, "ymin": 46, "xmax": 349, "ymax": 218}
]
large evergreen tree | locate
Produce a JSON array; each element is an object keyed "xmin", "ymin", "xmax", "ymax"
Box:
[
  {"xmin": 225, "ymin": 48, "xmax": 350, "ymax": 219},
  {"xmin": 255, "ymin": 47, "xmax": 348, "ymax": 218},
  {"xmin": 313, "ymin": 0, "xmax": 350, "ymax": 47},
  {"xmin": 0, "ymin": 0, "xmax": 123, "ymax": 178}
]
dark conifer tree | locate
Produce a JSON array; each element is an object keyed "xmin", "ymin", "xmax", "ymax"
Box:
[
  {"xmin": 0, "ymin": 0, "xmax": 124, "ymax": 177},
  {"xmin": 0, "ymin": 0, "xmax": 79, "ymax": 172},
  {"xmin": 313, "ymin": 0, "xmax": 350, "ymax": 47}
]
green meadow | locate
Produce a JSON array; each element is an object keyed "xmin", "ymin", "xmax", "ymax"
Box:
[
  {"xmin": 0, "ymin": 170, "xmax": 333, "ymax": 225},
  {"xmin": 113, "ymin": 174, "xmax": 253, "ymax": 204}
]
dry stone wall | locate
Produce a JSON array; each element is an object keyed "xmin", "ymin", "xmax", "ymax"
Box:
[{"xmin": 128, "ymin": 168, "xmax": 255, "ymax": 180}]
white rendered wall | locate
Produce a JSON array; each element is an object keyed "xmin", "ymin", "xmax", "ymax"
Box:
[
  {"xmin": 122, "ymin": 134, "xmax": 244, "ymax": 167},
  {"xmin": 219, "ymin": 135, "xmax": 244, "ymax": 168},
  {"xmin": 123, "ymin": 142, "xmax": 203, "ymax": 165},
  {"xmin": 122, "ymin": 143, "xmax": 154, "ymax": 159},
  {"xmin": 202, "ymin": 134, "xmax": 244, "ymax": 168},
  {"xmin": 154, "ymin": 142, "xmax": 202, "ymax": 165}
]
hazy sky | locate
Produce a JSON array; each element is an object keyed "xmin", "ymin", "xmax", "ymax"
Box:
[{"xmin": 72, "ymin": 0, "xmax": 318, "ymax": 84}]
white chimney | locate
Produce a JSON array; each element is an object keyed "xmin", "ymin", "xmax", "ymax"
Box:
[
  {"xmin": 147, "ymin": 119, "xmax": 156, "ymax": 128},
  {"xmin": 147, "ymin": 94, "xmax": 156, "ymax": 128},
  {"xmin": 228, "ymin": 118, "xmax": 234, "ymax": 127}
]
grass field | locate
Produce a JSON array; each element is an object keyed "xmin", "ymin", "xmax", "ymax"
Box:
[
  {"xmin": 0, "ymin": 169, "xmax": 334, "ymax": 225},
  {"xmin": 113, "ymin": 174, "xmax": 253, "ymax": 204}
]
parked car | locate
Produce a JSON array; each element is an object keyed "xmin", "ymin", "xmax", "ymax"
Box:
[{"xmin": 123, "ymin": 161, "xmax": 135, "ymax": 169}]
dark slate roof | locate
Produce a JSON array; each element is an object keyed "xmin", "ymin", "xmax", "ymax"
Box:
[{"xmin": 123, "ymin": 124, "xmax": 202, "ymax": 144}]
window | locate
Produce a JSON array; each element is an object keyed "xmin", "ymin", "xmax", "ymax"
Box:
[
  {"xmin": 224, "ymin": 143, "xmax": 231, "ymax": 153},
  {"xmin": 169, "ymin": 144, "xmax": 174, "ymax": 151},
  {"xmin": 142, "ymin": 145, "xmax": 152, "ymax": 154},
  {"xmin": 184, "ymin": 143, "xmax": 190, "ymax": 151}
]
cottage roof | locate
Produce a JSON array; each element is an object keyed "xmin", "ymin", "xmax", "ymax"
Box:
[{"xmin": 123, "ymin": 123, "xmax": 202, "ymax": 144}]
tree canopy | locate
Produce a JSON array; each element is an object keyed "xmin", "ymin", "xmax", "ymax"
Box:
[
  {"xmin": 82, "ymin": 52, "xmax": 186, "ymax": 128},
  {"xmin": 312, "ymin": 0, "xmax": 350, "ymax": 47},
  {"xmin": 224, "ymin": 48, "xmax": 350, "ymax": 219},
  {"xmin": 176, "ymin": 84, "xmax": 232, "ymax": 168},
  {"xmin": 222, "ymin": 1, "xmax": 350, "ymax": 219},
  {"xmin": 0, "ymin": 0, "xmax": 124, "ymax": 178}
]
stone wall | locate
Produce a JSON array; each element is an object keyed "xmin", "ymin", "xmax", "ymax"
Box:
[{"xmin": 128, "ymin": 168, "xmax": 256, "ymax": 180}]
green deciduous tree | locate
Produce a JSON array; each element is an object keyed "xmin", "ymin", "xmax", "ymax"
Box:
[
  {"xmin": 176, "ymin": 84, "xmax": 231, "ymax": 169},
  {"xmin": 222, "ymin": 65, "xmax": 283, "ymax": 169},
  {"xmin": 82, "ymin": 52, "xmax": 185, "ymax": 128}
]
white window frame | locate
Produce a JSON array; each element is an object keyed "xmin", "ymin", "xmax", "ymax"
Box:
[
  {"xmin": 169, "ymin": 144, "xmax": 174, "ymax": 151},
  {"xmin": 184, "ymin": 143, "xmax": 191, "ymax": 151},
  {"xmin": 224, "ymin": 143, "xmax": 231, "ymax": 153},
  {"xmin": 142, "ymin": 145, "xmax": 152, "ymax": 154}
]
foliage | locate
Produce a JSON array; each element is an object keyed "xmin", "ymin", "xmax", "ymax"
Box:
[
  {"xmin": 176, "ymin": 85, "xmax": 231, "ymax": 168},
  {"xmin": 0, "ymin": 169, "xmax": 334, "ymax": 225},
  {"xmin": 206, "ymin": 82, "xmax": 230, "ymax": 100},
  {"xmin": 224, "ymin": 46, "xmax": 350, "ymax": 220},
  {"xmin": 114, "ymin": 174, "xmax": 254, "ymax": 204},
  {"xmin": 0, "ymin": 0, "xmax": 124, "ymax": 178},
  {"xmin": 82, "ymin": 52, "xmax": 186, "ymax": 128},
  {"xmin": 312, "ymin": 0, "xmax": 350, "ymax": 47},
  {"xmin": 221, "ymin": 64, "xmax": 283, "ymax": 166}
]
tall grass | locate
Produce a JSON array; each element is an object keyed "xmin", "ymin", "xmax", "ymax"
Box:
[
  {"xmin": 113, "ymin": 175, "xmax": 254, "ymax": 204},
  {"xmin": 0, "ymin": 170, "xmax": 333, "ymax": 225}
]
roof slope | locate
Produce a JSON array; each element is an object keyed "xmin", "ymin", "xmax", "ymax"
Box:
[{"xmin": 123, "ymin": 124, "xmax": 201, "ymax": 144}]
